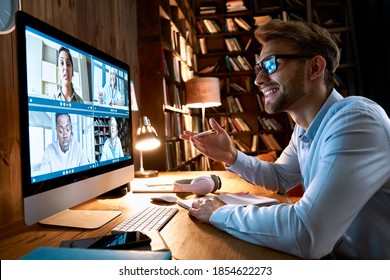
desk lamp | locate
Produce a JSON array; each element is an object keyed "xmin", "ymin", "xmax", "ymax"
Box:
[
  {"xmin": 135, "ymin": 116, "xmax": 161, "ymax": 178},
  {"xmin": 185, "ymin": 77, "xmax": 221, "ymax": 131}
]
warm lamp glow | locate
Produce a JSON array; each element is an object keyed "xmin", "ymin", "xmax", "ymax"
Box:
[
  {"xmin": 135, "ymin": 116, "xmax": 160, "ymax": 177},
  {"xmin": 185, "ymin": 77, "xmax": 221, "ymax": 108},
  {"xmin": 135, "ymin": 138, "xmax": 160, "ymax": 151},
  {"xmin": 135, "ymin": 123, "xmax": 160, "ymax": 151},
  {"xmin": 185, "ymin": 77, "xmax": 221, "ymax": 130}
]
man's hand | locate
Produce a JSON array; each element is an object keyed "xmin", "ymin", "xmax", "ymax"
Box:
[
  {"xmin": 189, "ymin": 196, "xmax": 226, "ymax": 223},
  {"xmin": 180, "ymin": 118, "xmax": 237, "ymax": 166}
]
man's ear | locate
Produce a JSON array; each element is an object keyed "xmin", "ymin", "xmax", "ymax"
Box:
[{"xmin": 309, "ymin": 55, "xmax": 327, "ymax": 80}]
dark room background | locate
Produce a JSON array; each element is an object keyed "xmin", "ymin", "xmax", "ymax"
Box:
[{"xmin": 353, "ymin": 0, "xmax": 390, "ymax": 115}]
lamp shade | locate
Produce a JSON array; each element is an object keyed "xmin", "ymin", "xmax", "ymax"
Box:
[
  {"xmin": 135, "ymin": 116, "xmax": 160, "ymax": 151},
  {"xmin": 185, "ymin": 77, "xmax": 221, "ymax": 108}
]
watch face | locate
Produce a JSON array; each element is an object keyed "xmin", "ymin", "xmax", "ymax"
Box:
[{"xmin": 0, "ymin": 0, "xmax": 20, "ymax": 34}]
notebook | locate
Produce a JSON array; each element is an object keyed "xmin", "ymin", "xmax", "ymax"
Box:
[
  {"xmin": 178, "ymin": 193, "xmax": 279, "ymax": 210},
  {"xmin": 131, "ymin": 178, "xmax": 175, "ymax": 193}
]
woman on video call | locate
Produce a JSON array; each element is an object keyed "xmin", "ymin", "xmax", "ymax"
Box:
[{"xmin": 54, "ymin": 46, "xmax": 84, "ymax": 103}]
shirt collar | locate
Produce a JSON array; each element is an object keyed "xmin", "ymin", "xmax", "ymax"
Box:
[{"xmin": 300, "ymin": 89, "xmax": 344, "ymax": 141}]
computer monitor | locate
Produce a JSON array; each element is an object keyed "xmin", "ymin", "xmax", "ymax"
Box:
[{"xmin": 16, "ymin": 11, "xmax": 134, "ymax": 228}]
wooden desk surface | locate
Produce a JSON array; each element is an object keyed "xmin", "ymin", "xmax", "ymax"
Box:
[{"xmin": 0, "ymin": 171, "xmax": 298, "ymax": 260}]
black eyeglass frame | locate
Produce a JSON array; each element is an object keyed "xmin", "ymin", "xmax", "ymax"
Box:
[{"xmin": 255, "ymin": 54, "xmax": 315, "ymax": 76}]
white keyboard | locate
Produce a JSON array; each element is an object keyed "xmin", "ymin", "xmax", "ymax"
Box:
[{"xmin": 111, "ymin": 206, "xmax": 178, "ymax": 233}]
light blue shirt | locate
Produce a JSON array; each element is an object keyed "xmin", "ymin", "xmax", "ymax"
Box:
[
  {"xmin": 213, "ymin": 90, "xmax": 390, "ymax": 259},
  {"xmin": 100, "ymin": 137, "xmax": 124, "ymax": 162}
]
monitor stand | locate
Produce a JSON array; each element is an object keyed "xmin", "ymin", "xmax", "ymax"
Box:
[{"xmin": 39, "ymin": 209, "xmax": 121, "ymax": 229}]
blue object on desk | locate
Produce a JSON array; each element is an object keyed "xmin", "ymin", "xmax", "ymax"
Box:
[{"xmin": 20, "ymin": 247, "xmax": 171, "ymax": 260}]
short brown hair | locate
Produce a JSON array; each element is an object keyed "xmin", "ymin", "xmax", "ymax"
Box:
[{"xmin": 255, "ymin": 19, "xmax": 340, "ymax": 91}]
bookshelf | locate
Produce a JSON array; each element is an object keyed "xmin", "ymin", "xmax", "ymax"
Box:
[
  {"xmin": 137, "ymin": 0, "xmax": 204, "ymax": 171},
  {"xmin": 192, "ymin": 0, "xmax": 361, "ymax": 155}
]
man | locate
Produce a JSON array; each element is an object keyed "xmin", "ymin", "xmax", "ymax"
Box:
[
  {"xmin": 40, "ymin": 113, "xmax": 89, "ymax": 173},
  {"xmin": 100, "ymin": 117, "xmax": 124, "ymax": 161},
  {"xmin": 181, "ymin": 19, "xmax": 390, "ymax": 259}
]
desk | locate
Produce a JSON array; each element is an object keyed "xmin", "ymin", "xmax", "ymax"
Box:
[{"xmin": 0, "ymin": 171, "xmax": 298, "ymax": 260}]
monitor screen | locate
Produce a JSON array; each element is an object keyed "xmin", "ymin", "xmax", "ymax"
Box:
[{"xmin": 16, "ymin": 11, "xmax": 134, "ymax": 228}]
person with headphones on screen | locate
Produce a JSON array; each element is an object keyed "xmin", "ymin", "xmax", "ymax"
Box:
[
  {"xmin": 54, "ymin": 46, "xmax": 84, "ymax": 103},
  {"xmin": 100, "ymin": 117, "xmax": 124, "ymax": 161},
  {"xmin": 40, "ymin": 113, "xmax": 89, "ymax": 173},
  {"xmin": 180, "ymin": 19, "xmax": 390, "ymax": 259}
]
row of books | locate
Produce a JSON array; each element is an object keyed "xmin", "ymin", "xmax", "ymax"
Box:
[
  {"xmin": 227, "ymin": 95, "xmax": 245, "ymax": 113},
  {"xmin": 196, "ymin": 17, "xmax": 251, "ymax": 35},
  {"xmin": 226, "ymin": 0, "xmax": 247, "ymax": 13},
  {"xmin": 199, "ymin": 0, "xmax": 248, "ymax": 15},
  {"xmin": 232, "ymin": 133, "xmax": 282, "ymax": 153},
  {"xmin": 198, "ymin": 54, "xmax": 253, "ymax": 74},
  {"xmin": 165, "ymin": 140, "xmax": 199, "ymax": 171},
  {"xmin": 257, "ymin": 116, "xmax": 284, "ymax": 131},
  {"xmin": 225, "ymin": 17, "xmax": 251, "ymax": 32},
  {"xmin": 200, "ymin": 5, "xmax": 216, "ymax": 15},
  {"xmin": 225, "ymin": 76, "xmax": 253, "ymax": 93},
  {"xmin": 197, "ymin": 19, "xmax": 221, "ymax": 34},
  {"xmin": 208, "ymin": 116, "xmax": 289, "ymax": 153},
  {"xmin": 225, "ymin": 37, "xmax": 252, "ymax": 52},
  {"xmin": 200, "ymin": 36, "xmax": 249, "ymax": 55},
  {"xmin": 198, "ymin": 58, "xmax": 224, "ymax": 74},
  {"xmin": 226, "ymin": 55, "xmax": 252, "ymax": 72},
  {"xmin": 170, "ymin": 28, "xmax": 194, "ymax": 67},
  {"xmin": 210, "ymin": 115, "xmax": 251, "ymax": 133}
]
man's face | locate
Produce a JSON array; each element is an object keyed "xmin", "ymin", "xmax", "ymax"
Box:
[
  {"xmin": 110, "ymin": 68, "xmax": 116, "ymax": 87},
  {"xmin": 254, "ymin": 39, "xmax": 307, "ymax": 114},
  {"xmin": 57, "ymin": 114, "xmax": 72, "ymax": 153},
  {"xmin": 110, "ymin": 118, "xmax": 118, "ymax": 139}
]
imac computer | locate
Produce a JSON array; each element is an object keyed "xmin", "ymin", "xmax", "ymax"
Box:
[{"xmin": 16, "ymin": 11, "xmax": 134, "ymax": 228}]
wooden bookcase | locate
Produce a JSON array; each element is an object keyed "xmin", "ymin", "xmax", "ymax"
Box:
[
  {"xmin": 193, "ymin": 0, "xmax": 361, "ymax": 155},
  {"xmin": 137, "ymin": 0, "xmax": 204, "ymax": 172}
]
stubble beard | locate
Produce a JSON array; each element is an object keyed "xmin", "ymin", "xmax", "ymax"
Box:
[{"xmin": 265, "ymin": 71, "xmax": 306, "ymax": 114}]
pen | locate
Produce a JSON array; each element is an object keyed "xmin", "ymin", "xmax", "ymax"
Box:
[{"xmin": 193, "ymin": 129, "xmax": 217, "ymax": 138}]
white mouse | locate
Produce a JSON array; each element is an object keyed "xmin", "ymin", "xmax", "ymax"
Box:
[{"xmin": 150, "ymin": 194, "xmax": 177, "ymax": 203}]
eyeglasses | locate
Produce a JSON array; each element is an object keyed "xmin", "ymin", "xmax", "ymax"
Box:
[{"xmin": 254, "ymin": 54, "xmax": 315, "ymax": 76}]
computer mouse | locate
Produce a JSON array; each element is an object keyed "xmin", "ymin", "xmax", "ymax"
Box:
[{"xmin": 150, "ymin": 194, "xmax": 178, "ymax": 203}]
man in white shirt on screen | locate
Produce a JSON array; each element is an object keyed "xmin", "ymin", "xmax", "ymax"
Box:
[{"xmin": 40, "ymin": 113, "xmax": 89, "ymax": 173}]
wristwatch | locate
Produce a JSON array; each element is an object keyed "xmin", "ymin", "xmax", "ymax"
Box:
[{"xmin": 0, "ymin": 0, "xmax": 21, "ymax": 34}]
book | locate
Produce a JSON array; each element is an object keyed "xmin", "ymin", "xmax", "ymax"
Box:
[
  {"xmin": 234, "ymin": 17, "xmax": 251, "ymax": 31},
  {"xmin": 230, "ymin": 82, "xmax": 246, "ymax": 92},
  {"xmin": 199, "ymin": 37, "xmax": 207, "ymax": 54},
  {"xmin": 234, "ymin": 97, "xmax": 244, "ymax": 112},
  {"xmin": 254, "ymin": 15, "xmax": 272, "ymax": 26},
  {"xmin": 244, "ymin": 38, "xmax": 252, "ymax": 51},
  {"xmin": 233, "ymin": 138, "xmax": 250, "ymax": 152},
  {"xmin": 178, "ymin": 193, "xmax": 279, "ymax": 210},
  {"xmin": 251, "ymin": 134, "xmax": 259, "ymax": 152},
  {"xmin": 259, "ymin": 133, "xmax": 283, "ymax": 151}
]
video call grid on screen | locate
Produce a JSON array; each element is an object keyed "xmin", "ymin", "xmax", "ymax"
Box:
[{"xmin": 25, "ymin": 26, "xmax": 132, "ymax": 184}]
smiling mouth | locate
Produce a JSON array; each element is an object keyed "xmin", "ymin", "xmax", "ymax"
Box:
[{"xmin": 262, "ymin": 88, "xmax": 278, "ymax": 98}]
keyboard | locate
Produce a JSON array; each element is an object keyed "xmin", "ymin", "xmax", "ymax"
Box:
[{"xmin": 111, "ymin": 206, "xmax": 178, "ymax": 233}]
